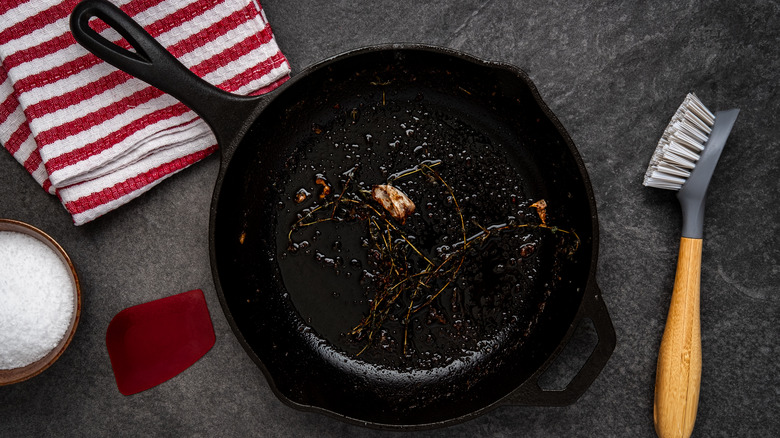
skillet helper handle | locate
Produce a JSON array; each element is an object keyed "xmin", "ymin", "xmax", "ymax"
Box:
[
  {"xmin": 654, "ymin": 237, "xmax": 702, "ymax": 438},
  {"xmin": 508, "ymin": 283, "xmax": 616, "ymax": 406},
  {"xmin": 69, "ymin": 0, "xmax": 258, "ymax": 146}
]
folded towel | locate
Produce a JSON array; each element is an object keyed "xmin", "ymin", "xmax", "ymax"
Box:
[{"xmin": 0, "ymin": 0, "xmax": 290, "ymax": 225}]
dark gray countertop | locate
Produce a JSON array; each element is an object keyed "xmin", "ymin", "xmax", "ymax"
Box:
[{"xmin": 1, "ymin": 1, "xmax": 778, "ymax": 436}]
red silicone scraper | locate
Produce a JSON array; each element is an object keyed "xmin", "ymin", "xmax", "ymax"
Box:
[{"xmin": 106, "ymin": 289, "xmax": 215, "ymax": 395}]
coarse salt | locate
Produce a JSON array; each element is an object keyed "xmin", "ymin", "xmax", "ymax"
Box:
[{"xmin": 0, "ymin": 231, "xmax": 75, "ymax": 370}]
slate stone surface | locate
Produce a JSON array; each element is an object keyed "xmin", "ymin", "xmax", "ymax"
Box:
[{"xmin": 1, "ymin": 1, "xmax": 778, "ymax": 436}]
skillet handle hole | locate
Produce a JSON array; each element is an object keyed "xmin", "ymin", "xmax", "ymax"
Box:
[
  {"xmin": 536, "ymin": 317, "xmax": 599, "ymax": 391},
  {"xmin": 86, "ymin": 17, "xmax": 137, "ymax": 54}
]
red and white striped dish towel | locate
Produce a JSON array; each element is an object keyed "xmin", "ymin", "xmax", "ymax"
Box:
[{"xmin": 0, "ymin": 0, "xmax": 290, "ymax": 225}]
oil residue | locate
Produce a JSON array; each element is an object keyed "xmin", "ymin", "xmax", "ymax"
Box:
[{"xmin": 275, "ymin": 78, "xmax": 569, "ymax": 371}]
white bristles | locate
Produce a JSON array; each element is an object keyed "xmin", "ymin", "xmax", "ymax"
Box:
[
  {"xmin": 643, "ymin": 93, "xmax": 716, "ymax": 190},
  {"xmin": 656, "ymin": 162, "xmax": 690, "ymax": 178}
]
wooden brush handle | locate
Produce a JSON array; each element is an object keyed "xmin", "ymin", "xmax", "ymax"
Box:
[{"xmin": 654, "ymin": 237, "xmax": 703, "ymax": 438}]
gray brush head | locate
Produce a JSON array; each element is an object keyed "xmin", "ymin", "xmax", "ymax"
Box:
[{"xmin": 643, "ymin": 94, "xmax": 740, "ymax": 238}]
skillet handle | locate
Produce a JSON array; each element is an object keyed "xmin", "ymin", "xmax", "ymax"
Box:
[
  {"xmin": 69, "ymin": 0, "xmax": 262, "ymax": 148},
  {"xmin": 507, "ymin": 283, "xmax": 616, "ymax": 406}
]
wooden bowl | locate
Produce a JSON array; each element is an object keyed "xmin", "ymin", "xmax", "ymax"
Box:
[{"xmin": 0, "ymin": 219, "xmax": 81, "ymax": 385}]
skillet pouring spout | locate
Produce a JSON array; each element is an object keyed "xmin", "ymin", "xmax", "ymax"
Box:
[{"xmin": 71, "ymin": 0, "xmax": 615, "ymax": 429}]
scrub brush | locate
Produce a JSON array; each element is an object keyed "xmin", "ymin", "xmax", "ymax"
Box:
[{"xmin": 643, "ymin": 93, "xmax": 739, "ymax": 438}]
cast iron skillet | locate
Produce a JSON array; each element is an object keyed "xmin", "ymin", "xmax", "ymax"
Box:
[{"xmin": 72, "ymin": 0, "xmax": 616, "ymax": 429}]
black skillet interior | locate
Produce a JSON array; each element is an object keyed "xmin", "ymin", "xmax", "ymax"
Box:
[{"xmin": 213, "ymin": 47, "xmax": 600, "ymax": 426}]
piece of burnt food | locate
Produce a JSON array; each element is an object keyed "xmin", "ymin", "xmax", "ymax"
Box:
[
  {"xmin": 315, "ymin": 175, "xmax": 331, "ymax": 198},
  {"xmin": 371, "ymin": 184, "xmax": 415, "ymax": 224},
  {"xmin": 293, "ymin": 188, "xmax": 310, "ymax": 204},
  {"xmin": 530, "ymin": 199, "xmax": 547, "ymax": 225}
]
